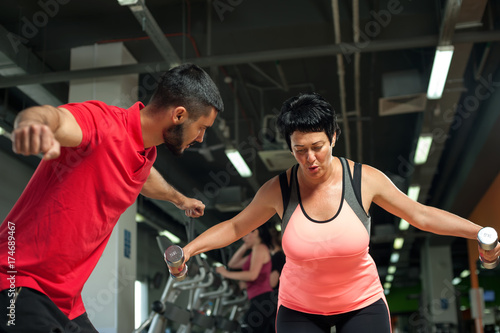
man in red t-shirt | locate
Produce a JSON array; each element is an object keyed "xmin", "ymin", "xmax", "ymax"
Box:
[{"xmin": 0, "ymin": 64, "xmax": 224, "ymax": 332}]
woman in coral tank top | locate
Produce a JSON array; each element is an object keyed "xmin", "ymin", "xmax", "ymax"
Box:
[{"xmin": 178, "ymin": 93, "xmax": 500, "ymax": 333}]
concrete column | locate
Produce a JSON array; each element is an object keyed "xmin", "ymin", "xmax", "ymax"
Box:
[
  {"xmin": 71, "ymin": 42, "xmax": 139, "ymax": 333},
  {"xmin": 68, "ymin": 42, "xmax": 139, "ymax": 107},
  {"xmin": 420, "ymin": 238, "xmax": 459, "ymax": 333}
]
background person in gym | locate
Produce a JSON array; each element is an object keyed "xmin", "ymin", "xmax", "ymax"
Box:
[
  {"xmin": 215, "ymin": 224, "xmax": 276, "ymax": 333},
  {"xmin": 269, "ymin": 225, "xmax": 285, "ymax": 291},
  {"xmin": 176, "ymin": 93, "xmax": 500, "ymax": 333},
  {"xmin": 0, "ymin": 64, "xmax": 223, "ymax": 333}
]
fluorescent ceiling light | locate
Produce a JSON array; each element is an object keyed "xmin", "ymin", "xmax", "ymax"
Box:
[
  {"xmin": 117, "ymin": 0, "xmax": 139, "ymax": 5},
  {"xmin": 135, "ymin": 213, "xmax": 146, "ymax": 223},
  {"xmin": 460, "ymin": 270, "xmax": 470, "ymax": 278},
  {"xmin": 225, "ymin": 148, "xmax": 253, "ymax": 178},
  {"xmin": 414, "ymin": 135, "xmax": 433, "ymax": 165},
  {"xmin": 0, "ymin": 126, "xmax": 12, "ymax": 140},
  {"xmin": 452, "ymin": 277, "xmax": 462, "ymax": 285},
  {"xmin": 386, "ymin": 275, "xmax": 394, "ymax": 282},
  {"xmin": 384, "ymin": 282, "xmax": 392, "ymax": 289},
  {"xmin": 427, "ymin": 45, "xmax": 454, "ymax": 99},
  {"xmin": 390, "ymin": 252, "xmax": 400, "ymax": 264},
  {"xmin": 393, "ymin": 237, "xmax": 404, "ymax": 250},
  {"xmin": 159, "ymin": 230, "xmax": 181, "ymax": 244},
  {"xmin": 134, "ymin": 280, "xmax": 148, "ymax": 329},
  {"xmin": 408, "ymin": 185, "xmax": 421, "ymax": 201},
  {"xmin": 399, "ymin": 219, "xmax": 410, "ymax": 231},
  {"xmin": 388, "ymin": 266, "xmax": 397, "ymax": 274}
]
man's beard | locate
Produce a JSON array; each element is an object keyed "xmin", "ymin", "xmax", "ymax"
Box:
[{"xmin": 163, "ymin": 124, "xmax": 184, "ymax": 156}]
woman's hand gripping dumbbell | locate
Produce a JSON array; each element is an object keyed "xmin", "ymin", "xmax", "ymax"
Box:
[
  {"xmin": 477, "ymin": 227, "xmax": 499, "ymax": 269},
  {"xmin": 164, "ymin": 245, "xmax": 188, "ymax": 281}
]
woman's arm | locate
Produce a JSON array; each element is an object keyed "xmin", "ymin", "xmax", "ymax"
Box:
[
  {"xmin": 227, "ymin": 243, "xmax": 250, "ymax": 269},
  {"xmin": 183, "ymin": 176, "xmax": 281, "ymax": 262},
  {"xmin": 270, "ymin": 271, "xmax": 280, "ymax": 289},
  {"xmin": 363, "ymin": 164, "xmax": 500, "ymax": 260},
  {"xmin": 217, "ymin": 243, "xmax": 269, "ymax": 282}
]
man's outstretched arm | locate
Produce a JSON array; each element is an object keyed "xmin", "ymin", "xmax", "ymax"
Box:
[
  {"xmin": 141, "ymin": 167, "xmax": 205, "ymax": 218},
  {"xmin": 12, "ymin": 105, "xmax": 82, "ymax": 160}
]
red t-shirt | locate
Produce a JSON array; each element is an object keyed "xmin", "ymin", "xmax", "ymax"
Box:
[{"xmin": 0, "ymin": 101, "xmax": 156, "ymax": 319}]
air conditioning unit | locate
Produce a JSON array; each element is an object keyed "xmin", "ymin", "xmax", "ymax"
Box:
[
  {"xmin": 258, "ymin": 150, "xmax": 296, "ymax": 172},
  {"xmin": 379, "ymin": 93, "xmax": 427, "ymax": 116},
  {"xmin": 379, "ymin": 70, "xmax": 427, "ymax": 116},
  {"xmin": 257, "ymin": 115, "xmax": 295, "ymax": 171},
  {"xmin": 214, "ymin": 186, "xmax": 250, "ymax": 212},
  {"xmin": 261, "ymin": 114, "xmax": 286, "ymax": 147}
]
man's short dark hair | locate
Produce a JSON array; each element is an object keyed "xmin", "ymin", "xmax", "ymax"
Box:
[
  {"xmin": 277, "ymin": 93, "xmax": 341, "ymax": 151},
  {"xmin": 150, "ymin": 64, "xmax": 224, "ymax": 119}
]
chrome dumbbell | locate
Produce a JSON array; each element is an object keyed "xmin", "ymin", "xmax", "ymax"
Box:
[
  {"xmin": 164, "ymin": 245, "xmax": 188, "ymax": 281},
  {"xmin": 477, "ymin": 227, "xmax": 499, "ymax": 269}
]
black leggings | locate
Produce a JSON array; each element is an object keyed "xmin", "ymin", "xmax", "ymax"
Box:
[
  {"xmin": 240, "ymin": 291, "xmax": 278, "ymax": 333},
  {"xmin": 276, "ymin": 298, "xmax": 391, "ymax": 333},
  {"xmin": 0, "ymin": 287, "xmax": 98, "ymax": 333}
]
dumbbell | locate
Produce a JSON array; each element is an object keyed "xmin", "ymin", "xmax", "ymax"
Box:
[
  {"xmin": 477, "ymin": 227, "xmax": 499, "ymax": 269},
  {"xmin": 164, "ymin": 245, "xmax": 188, "ymax": 281}
]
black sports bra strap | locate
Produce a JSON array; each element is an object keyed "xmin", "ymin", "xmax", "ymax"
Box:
[
  {"xmin": 279, "ymin": 170, "xmax": 290, "ymax": 216},
  {"xmin": 353, "ymin": 162, "xmax": 363, "ymax": 207},
  {"xmin": 280, "ymin": 164, "xmax": 299, "ymax": 238}
]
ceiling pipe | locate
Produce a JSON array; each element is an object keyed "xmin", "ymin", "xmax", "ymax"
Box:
[
  {"xmin": 332, "ymin": 0, "xmax": 352, "ymax": 158},
  {"xmin": 2, "ymin": 31, "xmax": 500, "ymax": 89},
  {"xmin": 353, "ymin": 0, "xmax": 363, "ymax": 163}
]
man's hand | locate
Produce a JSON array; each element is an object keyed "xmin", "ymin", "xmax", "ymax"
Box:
[
  {"xmin": 176, "ymin": 197, "xmax": 205, "ymax": 218},
  {"xmin": 11, "ymin": 105, "xmax": 82, "ymax": 159},
  {"xmin": 12, "ymin": 122, "xmax": 61, "ymax": 160}
]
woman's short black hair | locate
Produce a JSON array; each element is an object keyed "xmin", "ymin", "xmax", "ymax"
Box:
[
  {"xmin": 149, "ymin": 63, "xmax": 224, "ymax": 119},
  {"xmin": 277, "ymin": 93, "xmax": 341, "ymax": 151}
]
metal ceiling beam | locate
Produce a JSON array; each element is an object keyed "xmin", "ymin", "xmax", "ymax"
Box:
[
  {"xmin": 0, "ymin": 25, "xmax": 64, "ymax": 105},
  {"xmin": 352, "ymin": 0, "xmax": 363, "ymax": 163},
  {"xmin": 1, "ymin": 31, "xmax": 500, "ymax": 89},
  {"xmin": 248, "ymin": 63, "xmax": 286, "ymax": 91},
  {"xmin": 331, "ymin": 0, "xmax": 351, "ymax": 159},
  {"xmin": 119, "ymin": 0, "xmax": 181, "ymax": 66},
  {"xmin": 438, "ymin": 0, "xmax": 463, "ymax": 46}
]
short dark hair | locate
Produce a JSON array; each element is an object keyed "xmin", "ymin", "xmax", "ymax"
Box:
[
  {"xmin": 150, "ymin": 63, "xmax": 224, "ymax": 119},
  {"xmin": 256, "ymin": 224, "xmax": 273, "ymax": 250},
  {"xmin": 276, "ymin": 93, "xmax": 341, "ymax": 151}
]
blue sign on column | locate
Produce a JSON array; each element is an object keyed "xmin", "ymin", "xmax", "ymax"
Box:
[{"xmin": 124, "ymin": 229, "xmax": 131, "ymax": 259}]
